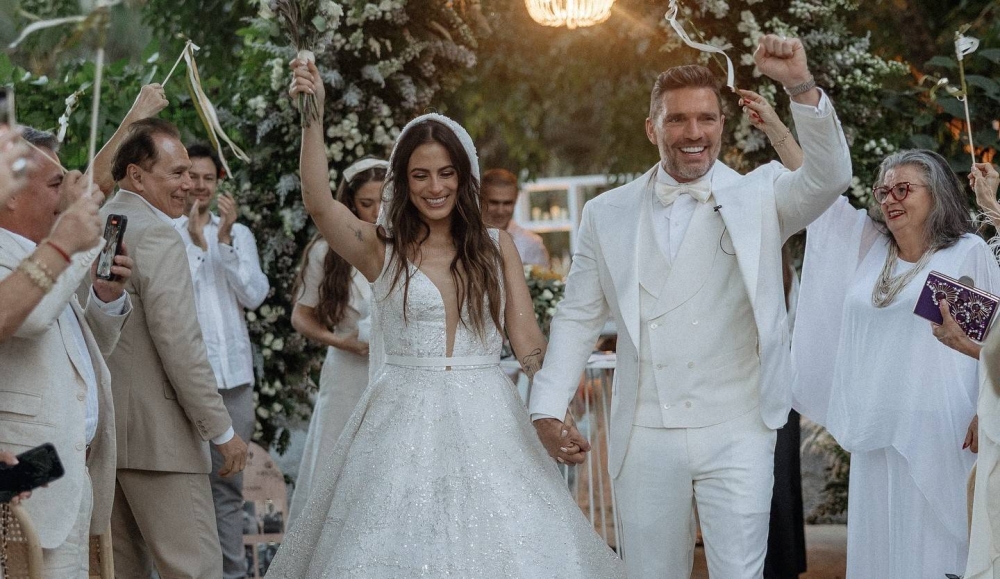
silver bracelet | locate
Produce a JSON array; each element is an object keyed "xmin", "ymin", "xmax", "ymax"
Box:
[{"xmin": 783, "ymin": 76, "xmax": 816, "ymax": 97}]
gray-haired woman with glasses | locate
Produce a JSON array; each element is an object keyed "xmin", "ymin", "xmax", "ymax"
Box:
[{"xmin": 792, "ymin": 150, "xmax": 1000, "ymax": 579}]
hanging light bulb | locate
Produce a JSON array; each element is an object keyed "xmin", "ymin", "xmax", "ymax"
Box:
[{"xmin": 525, "ymin": 0, "xmax": 614, "ymax": 29}]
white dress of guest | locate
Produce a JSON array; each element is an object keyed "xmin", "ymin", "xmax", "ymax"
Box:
[
  {"xmin": 793, "ymin": 195, "xmax": 1000, "ymax": 578},
  {"xmin": 288, "ymin": 238, "xmax": 371, "ymax": 524},
  {"xmin": 968, "ymin": 328, "xmax": 1000, "ymax": 579}
]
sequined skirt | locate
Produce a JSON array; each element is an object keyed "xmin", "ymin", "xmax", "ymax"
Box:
[{"xmin": 266, "ymin": 364, "xmax": 625, "ymax": 578}]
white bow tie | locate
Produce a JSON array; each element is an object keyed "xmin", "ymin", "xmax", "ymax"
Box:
[{"xmin": 654, "ymin": 180, "xmax": 711, "ymax": 207}]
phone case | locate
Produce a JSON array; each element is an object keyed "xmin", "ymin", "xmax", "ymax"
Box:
[
  {"xmin": 0, "ymin": 443, "xmax": 65, "ymax": 503},
  {"xmin": 96, "ymin": 214, "xmax": 127, "ymax": 281}
]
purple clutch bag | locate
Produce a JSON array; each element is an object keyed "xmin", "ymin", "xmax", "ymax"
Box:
[{"xmin": 913, "ymin": 270, "xmax": 1000, "ymax": 342}]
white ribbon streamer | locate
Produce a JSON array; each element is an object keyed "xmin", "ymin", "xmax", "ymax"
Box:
[
  {"xmin": 955, "ymin": 31, "xmax": 980, "ymax": 165},
  {"xmin": 7, "ymin": 16, "xmax": 87, "ymax": 49},
  {"xmin": 664, "ymin": 0, "xmax": 735, "ymax": 90},
  {"xmin": 956, "ymin": 34, "xmax": 980, "ymax": 61},
  {"xmin": 179, "ymin": 42, "xmax": 250, "ymax": 178}
]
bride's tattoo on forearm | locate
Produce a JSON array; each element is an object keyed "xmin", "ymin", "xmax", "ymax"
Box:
[
  {"xmin": 351, "ymin": 226, "xmax": 364, "ymax": 242},
  {"xmin": 521, "ymin": 348, "xmax": 544, "ymax": 378}
]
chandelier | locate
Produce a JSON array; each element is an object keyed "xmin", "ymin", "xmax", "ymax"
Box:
[{"xmin": 525, "ymin": 0, "xmax": 614, "ymax": 29}]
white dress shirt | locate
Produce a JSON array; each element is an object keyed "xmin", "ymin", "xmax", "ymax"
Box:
[
  {"xmin": 174, "ymin": 213, "xmax": 269, "ymax": 390},
  {"xmin": 118, "ymin": 190, "xmax": 238, "ymax": 445},
  {"xmin": 5, "ymin": 231, "xmax": 128, "ymax": 444},
  {"xmin": 507, "ymin": 221, "xmax": 550, "ymax": 267}
]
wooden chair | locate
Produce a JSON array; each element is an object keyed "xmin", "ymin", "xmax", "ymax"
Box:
[
  {"xmin": 88, "ymin": 530, "xmax": 114, "ymax": 579},
  {"xmin": 242, "ymin": 442, "xmax": 288, "ymax": 578},
  {"xmin": 0, "ymin": 503, "xmax": 43, "ymax": 579}
]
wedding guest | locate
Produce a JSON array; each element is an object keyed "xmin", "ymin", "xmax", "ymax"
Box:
[
  {"xmin": 0, "ymin": 127, "xmax": 132, "ymax": 579},
  {"xmin": 481, "ymin": 168, "xmax": 549, "ymax": 267},
  {"xmin": 742, "ymin": 90, "xmax": 808, "ymax": 579},
  {"xmin": 934, "ymin": 162, "xmax": 1000, "ymax": 579},
  {"xmin": 174, "ymin": 144, "xmax": 269, "ymax": 579},
  {"xmin": 792, "ymin": 150, "xmax": 1000, "ymax": 578},
  {"xmin": 101, "ymin": 118, "xmax": 247, "ymax": 579},
  {"xmin": 0, "ymin": 83, "xmax": 165, "ymax": 342},
  {"xmin": 287, "ymin": 157, "xmax": 385, "ymax": 524},
  {"xmin": 530, "ymin": 36, "xmax": 851, "ymax": 579}
]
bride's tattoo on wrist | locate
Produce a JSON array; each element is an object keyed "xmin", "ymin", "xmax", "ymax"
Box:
[{"xmin": 521, "ymin": 348, "xmax": 543, "ymax": 378}]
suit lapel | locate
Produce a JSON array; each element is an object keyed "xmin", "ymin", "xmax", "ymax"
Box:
[
  {"xmin": 58, "ymin": 298, "xmax": 89, "ymax": 384},
  {"xmin": 599, "ymin": 168, "xmax": 655, "ymax": 347},
  {"xmin": 648, "ymin": 201, "xmax": 723, "ymax": 318},
  {"xmin": 711, "ymin": 163, "xmax": 761, "ymax": 305}
]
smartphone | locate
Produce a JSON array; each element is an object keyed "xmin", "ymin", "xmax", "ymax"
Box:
[
  {"xmin": 96, "ymin": 214, "xmax": 127, "ymax": 281},
  {"xmin": 0, "ymin": 443, "xmax": 65, "ymax": 503}
]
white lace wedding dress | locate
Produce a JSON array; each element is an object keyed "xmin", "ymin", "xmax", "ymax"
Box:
[{"xmin": 265, "ymin": 239, "xmax": 625, "ymax": 578}]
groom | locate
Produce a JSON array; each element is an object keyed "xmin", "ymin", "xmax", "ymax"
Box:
[{"xmin": 530, "ymin": 35, "xmax": 851, "ymax": 578}]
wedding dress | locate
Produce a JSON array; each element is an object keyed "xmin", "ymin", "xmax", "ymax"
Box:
[{"xmin": 265, "ymin": 234, "xmax": 625, "ymax": 578}]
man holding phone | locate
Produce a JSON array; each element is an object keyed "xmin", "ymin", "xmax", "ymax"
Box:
[
  {"xmin": 101, "ymin": 118, "xmax": 248, "ymax": 579},
  {"xmin": 0, "ymin": 127, "xmax": 133, "ymax": 578}
]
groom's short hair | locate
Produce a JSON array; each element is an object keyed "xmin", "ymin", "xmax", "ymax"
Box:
[{"xmin": 649, "ymin": 65, "xmax": 723, "ymax": 121}]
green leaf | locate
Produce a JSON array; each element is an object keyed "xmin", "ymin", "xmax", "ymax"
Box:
[
  {"xmin": 966, "ymin": 75, "xmax": 1000, "ymax": 97},
  {"xmin": 925, "ymin": 55, "xmax": 957, "ymax": 70},
  {"xmin": 913, "ymin": 112, "xmax": 935, "ymax": 127},
  {"xmin": 978, "ymin": 49, "xmax": 1000, "ymax": 65},
  {"xmin": 312, "ymin": 15, "xmax": 327, "ymax": 32},
  {"xmin": 909, "ymin": 134, "xmax": 938, "ymax": 150}
]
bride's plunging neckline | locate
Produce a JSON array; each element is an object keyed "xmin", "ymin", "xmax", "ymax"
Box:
[{"xmin": 410, "ymin": 263, "xmax": 460, "ymax": 358}]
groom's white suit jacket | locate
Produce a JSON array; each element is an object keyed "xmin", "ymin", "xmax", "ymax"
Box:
[{"xmin": 529, "ymin": 101, "xmax": 852, "ymax": 478}]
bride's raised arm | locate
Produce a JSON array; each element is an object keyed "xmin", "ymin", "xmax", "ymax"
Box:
[{"xmin": 289, "ymin": 59, "xmax": 385, "ymax": 281}]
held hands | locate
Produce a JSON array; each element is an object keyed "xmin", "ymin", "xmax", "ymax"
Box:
[
  {"xmin": 754, "ymin": 35, "xmax": 812, "ymax": 91},
  {"xmin": 970, "ymin": 163, "xmax": 1000, "ymax": 220},
  {"xmin": 91, "ymin": 242, "xmax": 134, "ymax": 303},
  {"xmin": 533, "ymin": 417, "xmax": 591, "ymax": 465},
  {"xmin": 288, "ymin": 59, "xmax": 326, "ymax": 112},
  {"xmin": 215, "ymin": 434, "xmax": 248, "ymax": 477},
  {"xmin": 217, "ymin": 193, "xmax": 238, "ymax": 245}
]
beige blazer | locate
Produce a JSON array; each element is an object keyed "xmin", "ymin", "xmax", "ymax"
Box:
[
  {"xmin": 100, "ymin": 191, "xmax": 232, "ymax": 474},
  {"xmin": 0, "ymin": 230, "xmax": 123, "ymax": 549},
  {"xmin": 529, "ymin": 99, "xmax": 853, "ymax": 477}
]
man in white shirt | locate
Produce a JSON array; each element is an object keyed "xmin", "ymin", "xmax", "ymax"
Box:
[
  {"xmin": 481, "ymin": 169, "xmax": 550, "ymax": 267},
  {"xmin": 0, "ymin": 127, "xmax": 132, "ymax": 578},
  {"xmin": 529, "ymin": 36, "xmax": 852, "ymax": 579},
  {"xmin": 175, "ymin": 144, "xmax": 269, "ymax": 579}
]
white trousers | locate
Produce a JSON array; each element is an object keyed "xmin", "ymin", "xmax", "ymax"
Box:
[
  {"xmin": 42, "ymin": 472, "xmax": 92, "ymax": 579},
  {"xmin": 615, "ymin": 408, "xmax": 777, "ymax": 579}
]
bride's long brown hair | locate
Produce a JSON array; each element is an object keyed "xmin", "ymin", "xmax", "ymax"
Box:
[{"xmin": 382, "ymin": 119, "xmax": 503, "ymax": 340}]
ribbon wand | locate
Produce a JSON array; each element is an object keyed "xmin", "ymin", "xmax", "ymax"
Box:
[{"xmin": 955, "ymin": 26, "xmax": 980, "ymax": 166}]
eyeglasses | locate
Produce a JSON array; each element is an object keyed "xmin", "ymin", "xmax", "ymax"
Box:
[{"xmin": 871, "ymin": 181, "xmax": 926, "ymax": 204}]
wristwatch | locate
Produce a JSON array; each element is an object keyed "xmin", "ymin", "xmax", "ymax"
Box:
[{"xmin": 784, "ymin": 76, "xmax": 817, "ymax": 97}]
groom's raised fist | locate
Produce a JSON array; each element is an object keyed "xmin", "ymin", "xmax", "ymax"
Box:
[{"xmin": 754, "ymin": 34, "xmax": 818, "ymax": 105}]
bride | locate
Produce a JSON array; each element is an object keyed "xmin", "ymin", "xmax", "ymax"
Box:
[{"xmin": 264, "ymin": 59, "xmax": 625, "ymax": 578}]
